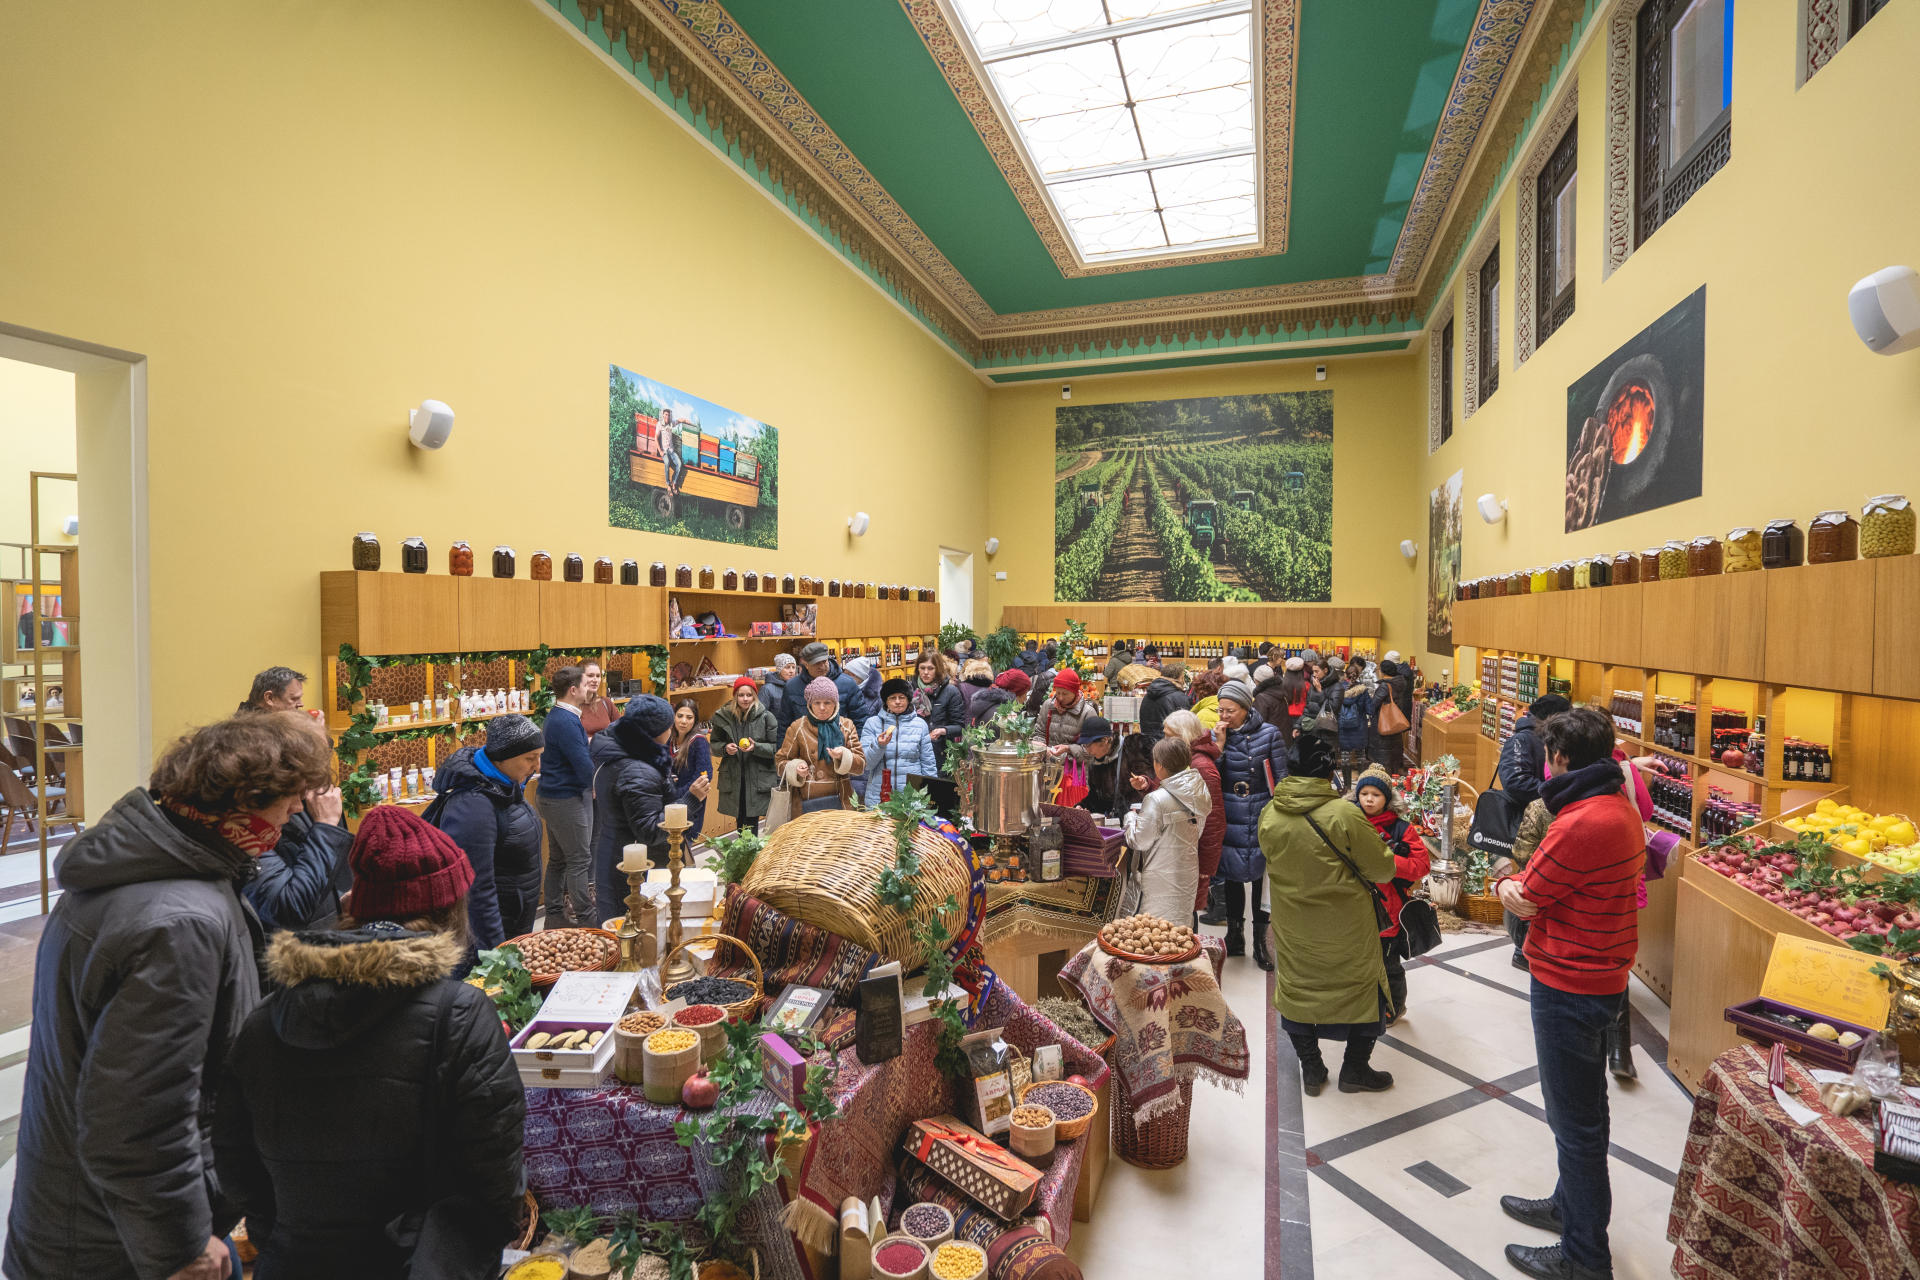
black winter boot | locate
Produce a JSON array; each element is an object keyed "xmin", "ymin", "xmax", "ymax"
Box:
[
  {"xmin": 1608, "ymin": 1002, "xmax": 1637, "ymax": 1081},
  {"xmin": 1251, "ymin": 915, "xmax": 1274, "ymax": 971},
  {"xmin": 1338, "ymin": 1037, "xmax": 1394, "ymax": 1093},
  {"xmin": 1224, "ymin": 918, "xmax": 1246, "ymax": 958},
  {"xmin": 1199, "ymin": 881, "xmax": 1230, "ymax": 926},
  {"xmin": 1290, "ymin": 1034, "xmax": 1328, "ymax": 1096}
]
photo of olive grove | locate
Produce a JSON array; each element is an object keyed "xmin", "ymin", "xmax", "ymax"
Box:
[{"xmin": 1053, "ymin": 392, "xmax": 1333, "ymax": 603}]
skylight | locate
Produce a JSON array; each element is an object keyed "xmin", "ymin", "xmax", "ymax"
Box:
[{"xmin": 950, "ymin": 0, "xmax": 1258, "ymax": 263}]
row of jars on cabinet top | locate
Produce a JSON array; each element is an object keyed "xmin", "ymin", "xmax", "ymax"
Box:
[
  {"xmin": 1458, "ymin": 500, "xmax": 1915, "ymax": 599},
  {"xmin": 348, "ymin": 534, "xmax": 935, "ymax": 600}
]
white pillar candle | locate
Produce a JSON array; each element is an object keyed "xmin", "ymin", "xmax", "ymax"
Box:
[{"xmin": 664, "ymin": 802, "xmax": 689, "ymax": 828}]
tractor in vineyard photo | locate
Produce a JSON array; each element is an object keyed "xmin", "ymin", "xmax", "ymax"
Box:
[{"xmin": 1184, "ymin": 499, "xmax": 1223, "ymax": 562}]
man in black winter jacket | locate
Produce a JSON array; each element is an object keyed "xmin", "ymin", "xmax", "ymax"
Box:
[
  {"xmin": 1498, "ymin": 694, "xmax": 1572, "ymax": 808},
  {"xmin": 1138, "ymin": 661, "xmax": 1191, "ymax": 741}
]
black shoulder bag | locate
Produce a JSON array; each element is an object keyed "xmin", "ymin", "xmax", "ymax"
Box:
[{"xmin": 1301, "ymin": 810, "xmax": 1443, "ymax": 959}]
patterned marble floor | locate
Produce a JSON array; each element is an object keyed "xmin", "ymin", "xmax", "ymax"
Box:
[{"xmin": 1067, "ymin": 927, "xmax": 1695, "ymax": 1280}]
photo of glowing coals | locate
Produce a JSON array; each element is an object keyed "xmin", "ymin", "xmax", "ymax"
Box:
[{"xmin": 1564, "ymin": 287, "xmax": 1705, "ymax": 532}]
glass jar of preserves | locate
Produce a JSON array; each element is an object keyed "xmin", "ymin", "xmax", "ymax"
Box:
[
  {"xmin": 1556, "ymin": 562, "xmax": 1575, "ymax": 591},
  {"xmin": 674, "ymin": 564, "xmax": 693, "ymax": 588},
  {"xmin": 1507, "ymin": 570, "xmax": 1527, "ymax": 595},
  {"xmin": 401, "ymin": 537, "xmax": 428, "ymax": 574},
  {"xmin": 827, "ymin": 578, "xmax": 841, "ymax": 597},
  {"xmin": 1573, "ymin": 560, "xmax": 1591, "ymax": 589},
  {"xmin": 1638, "ymin": 548, "xmax": 1663, "ymax": 581},
  {"xmin": 878, "ymin": 584, "xmax": 892, "ymax": 601},
  {"xmin": 722, "ymin": 567, "xmax": 738, "ymax": 591},
  {"xmin": 351, "ymin": 532, "xmax": 382, "ymax": 571},
  {"xmin": 448, "ymin": 540, "xmax": 474, "ymax": 576},
  {"xmin": 1761, "ymin": 521, "xmax": 1803, "ymax": 569},
  {"xmin": 492, "ymin": 546, "xmax": 516, "ymax": 578},
  {"xmin": 1611, "ymin": 551, "xmax": 1638, "ymax": 585},
  {"xmin": 620, "ymin": 559, "xmax": 640, "ymax": 586},
  {"xmin": 782, "ymin": 574, "xmax": 797, "ymax": 594},
  {"xmin": 1724, "ymin": 528, "xmax": 1762, "ymax": 572},
  {"xmin": 1809, "ymin": 510, "xmax": 1859, "ymax": 563},
  {"xmin": 564, "ymin": 554, "xmax": 585, "ymax": 583},
  {"xmin": 853, "ymin": 581, "xmax": 867, "ymax": 599},
  {"xmin": 1528, "ymin": 567, "xmax": 1551, "ymax": 593},
  {"xmin": 927, "ymin": 586, "xmax": 936, "ymax": 603},
  {"xmin": 761, "ymin": 571, "xmax": 778, "ymax": 594},
  {"xmin": 649, "ymin": 561, "xmax": 668, "ymax": 587},
  {"xmin": 594, "ymin": 557, "xmax": 614, "ymax": 585},
  {"xmin": 699, "ymin": 566, "xmax": 715, "ymax": 589},
  {"xmin": 1591, "ymin": 555, "xmax": 1612, "ymax": 587},
  {"xmin": 530, "ymin": 552, "xmax": 553, "ymax": 581},
  {"xmin": 1687, "ymin": 536, "xmax": 1723, "ymax": 576},
  {"xmin": 1459, "ymin": 579, "xmax": 1476, "ymax": 601},
  {"xmin": 1862, "ymin": 495, "xmax": 1915, "ymax": 558},
  {"xmin": 1658, "ymin": 541, "xmax": 1688, "ymax": 580},
  {"xmin": 1487, "ymin": 574, "xmax": 1504, "ymax": 597},
  {"xmin": 742, "ymin": 570, "xmax": 759, "ymax": 592}
]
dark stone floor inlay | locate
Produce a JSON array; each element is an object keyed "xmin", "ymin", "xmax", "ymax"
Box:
[{"xmin": 1405, "ymin": 1160, "xmax": 1471, "ymax": 1198}]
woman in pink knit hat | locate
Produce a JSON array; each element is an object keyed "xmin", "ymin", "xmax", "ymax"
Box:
[{"xmin": 213, "ymin": 805, "xmax": 524, "ymax": 1280}]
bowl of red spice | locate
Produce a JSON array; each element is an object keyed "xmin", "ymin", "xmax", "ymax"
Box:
[
  {"xmin": 872, "ymin": 1236, "xmax": 929, "ymax": 1280},
  {"xmin": 671, "ymin": 1003, "xmax": 729, "ymax": 1061}
]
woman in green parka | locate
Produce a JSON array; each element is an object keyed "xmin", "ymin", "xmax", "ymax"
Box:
[
  {"xmin": 1261, "ymin": 732, "xmax": 1398, "ymax": 1097},
  {"xmin": 710, "ymin": 677, "xmax": 779, "ymax": 833}
]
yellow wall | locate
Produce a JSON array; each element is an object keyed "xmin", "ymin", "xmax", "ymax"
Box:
[
  {"xmin": 984, "ymin": 353, "xmax": 1428, "ymax": 651},
  {"xmin": 0, "ymin": 356, "xmax": 78, "ymax": 554},
  {"xmin": 1420, "ymin": 0, "xmax": 1920, "ymax": 666},
  {"xmin": 0, "ymin": 0, "xmax": 988, "ymax": 750}
]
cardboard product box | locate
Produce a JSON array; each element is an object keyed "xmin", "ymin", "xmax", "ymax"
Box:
[
  {"xmin": 761, "ymin": 1031, "xmax": 809, "ymax": 1108},
  {"xmin": 509, "ymin": 970, "xmax": 640, "ymax": 1089},
  {"xmin": 902, "ymin": 1115, "xmax": 1041, "ymax": 1221}
]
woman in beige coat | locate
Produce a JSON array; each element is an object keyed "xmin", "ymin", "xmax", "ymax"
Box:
[{"xmin": 774, "ymin": 677, "xmax": 866, "ymax": 812}]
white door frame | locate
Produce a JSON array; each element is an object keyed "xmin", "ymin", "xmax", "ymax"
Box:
[{"xmin": 938, "ymin": 547, "xmax": 975, "ymax": 634}]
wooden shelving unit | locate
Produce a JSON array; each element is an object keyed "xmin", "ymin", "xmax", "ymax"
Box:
[{"xmin": 999, "ymin": 603, "xmax": 1383, "ymax": 671}]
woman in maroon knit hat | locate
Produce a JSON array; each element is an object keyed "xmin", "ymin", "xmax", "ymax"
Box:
[{"xmin": 214, "ymin": 806, "xmax": 525, "ymax": 1280}]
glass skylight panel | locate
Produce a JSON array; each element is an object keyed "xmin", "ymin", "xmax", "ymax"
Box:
[{"xmin": 946, "ymin": 0, "xmax": 1257, "ymax": 260}]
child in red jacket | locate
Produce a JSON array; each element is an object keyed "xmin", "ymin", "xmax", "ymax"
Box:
[{"xmin": 1353, "ymin": 773, "xmax": 1430, "ymax": 1020}]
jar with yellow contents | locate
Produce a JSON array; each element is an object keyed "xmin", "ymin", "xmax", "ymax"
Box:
[{"xmin": 1862, "ymin": 495, "xmax": 1915, "ymax": 558}]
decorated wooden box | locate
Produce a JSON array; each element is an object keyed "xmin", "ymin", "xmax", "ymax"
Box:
[{"xmin": 902, "ymin": 1115, "xmax": 1041, "ymax": 1221}]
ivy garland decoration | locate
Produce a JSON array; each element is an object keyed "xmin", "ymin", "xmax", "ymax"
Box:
[{"xmin": 875, "ymin": 784, "xmax": 970, "ymax": 1075}]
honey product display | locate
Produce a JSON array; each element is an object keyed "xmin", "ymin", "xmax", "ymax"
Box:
[
  {"xmin": 594, "ymin": 556, "xmax": 613, "ymax": 584},
  {"xmin": 1809, "ymin": 510, "xmax": 1859, "ymax": 563},
  {"xmin": 1862, "ymin": 495, "xmax": 1915, "ymax": 558},
  {"xmin": 563, "ymin": 554, "xmax": 584, "ymax": 582},
  {"xmin": 448, "ymin": 540, "xmax": 474, "ymax": 576},
  {"xmin": 1762, "ymin": 519, "xmax": 1804, "ymax": 568},
  {"xmin": 1687, "ymin": 536, "xmax": 1722, "ymax": 577},
  {"xmin": 530, "ymin": 551, "xmax": 553, "ymax": 581},
  {"xmin": 492, "ymin": 546, "xmax": 516, "ymax": 578},
  {"xmin": 1724, "ymin": 527, "xmax": 1761, "ymax": 572},
  {"xmin": 351, "ymin": 531, "xmax": 381, "ymax": 571}
]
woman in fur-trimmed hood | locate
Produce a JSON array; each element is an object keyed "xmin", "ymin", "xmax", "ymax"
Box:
[{"xmin": 213, "ymin": 807, "xmax": 525, "ymax": 1280}]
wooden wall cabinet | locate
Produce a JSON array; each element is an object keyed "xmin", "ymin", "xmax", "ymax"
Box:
[
  {"xmin": 1874, "ymin": 554, "xmax": 1920, "ymax": 700},
  {"xmin": 606, "ymin": 585, "xmax": 664, "ymax": 646},
  {"xmin": 538, "ymin": 582, "xmax": 607, "ymax": 650},
  {"xmin": 456, "ymin": 577, "xmax": 541, "ymax": 652},
  {"xmin": 1640, "ymin": 574, "xmax": 1765, "ymax": 680},
  {"xmin": 1764, "ymin": 560, "xmax": 1878, "ymax": 693},
  {"xmin": 321, "ymin": 571, "xmax": 459, "ymax": 656}
]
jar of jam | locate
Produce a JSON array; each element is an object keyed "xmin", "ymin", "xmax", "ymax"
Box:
[
  {"xmin": 1724, "ymin": 528, "xmax": 1762, "ymax": 572},
  {"xmin": 1761, "ymin": 520, "xmax": 1804, "ymax": 568},
  {"xmin": 722, "ymin": 567, "xmax": 738, "ymax": 591},
  {"xmin": 854, "ymin": 581, "xmax": 868, "ymax": 599},
  {"xmin": 698, "ymin": 566, "xmax": 715, "ymax": 589},
  {"xmin": 620, "ymin": 559, "xmax": 640, "ymax": 586},
  {"xmin": 1573, "ymin": 560, "xmax": 1591, "ymax": 589},
  {"xmin": 1639, "ymin": 549, "xmax": 1663, "ymax": 581},
  {"xmin": 742, "ymin": 570, "xmax": 759, "ymax": 592},
  {"xmin": 594, "ymin": 556, "xmax": 614, "ymax": 584},
  {"xmin": 560, "ymin": 554, "xmax": 582, "ymax": 582},
  {"xmin": 492, "ymin": 546, "xmax": 516, "ymax": 578},
  {"xmin": 1487, "ymin": 574, "xmax": 1504, "ymax": 597},
  {"xmin": 1507, "ymin": 570, "xmax": 1527, "ymax": 595},
  {"xmin": 1556, "ymin": 562, "xmax": 1575, "ymax": 591},
  {"xmin": 649, "ymin": 561, "xmax": 668, "ymax": 587},
  {"xmin": 530, "ymin": 552, "xmax": 553, "ymax": 581},
  {"xmin": 1657, "ymin": 541, "xmax": 1688, "ymax": 580},
  {"xmin": 1809, "ymin": 510, "xmax": 1859, "ymax": 563},
  {"xmin": 1590, "ymin": 555, "xmax": 1611, "ymax": 587},
  {"xmin": 827, "ymin": 579, "xmax": 841, "ymax": 597},
  {"xmin": 1526, "ymin": 567, "xmax": 1548, "ymax": 593},
  {"xmin": 674, "ymin": 564, "xmax": 693, "ymax": 588},
  {"xmin": 761, "ymin": 572, "xmax": 778, "ymax": 594},
  {"xmin": 1862, "ymin": 495, "xmax": 1915, "ymax": 558},
  {"xmin": 448, "ymin": 540, "xmax": 474, "ymax": 576},
  {"xmin": 1687, "ymin": 536, "xmax": 1723, "ymax": 577},
  {"xmin": 926, "ymin": 586, "xmax": 936, "ymax": 603},
  {"xmin": 1611, "ymin": 551, "xmax": 1638, "ymax": 585},
  {"xmin": 877, "ymin": 584, "xmax": 891, "ymax": 601},
  {"xmin": 401, "ymin": 537, "xmax": 428, "ymax": 574},
  {"xmin": 352, "ymin": 532, "xmax": 382, "ymax": 571},
  {"xmin": 782, "ymin": 574, "xmax": 797, "ymax": 594}
]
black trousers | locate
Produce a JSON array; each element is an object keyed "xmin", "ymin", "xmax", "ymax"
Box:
[
  {"xmin": 1382, "ymin": 936, "xmax": 1407, "ymax": 1015},
  {"xmin": 1222, "ymin": 876, "xmax": 1269, "ymax": 927}
]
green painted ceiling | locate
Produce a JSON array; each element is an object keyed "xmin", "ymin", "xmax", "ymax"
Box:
[{"xmin": 720, "ymin": 0, "xmax": 1481, "ymax": 317}]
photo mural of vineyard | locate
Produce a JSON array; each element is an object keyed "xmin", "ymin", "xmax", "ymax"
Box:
[{"xmin": 1053, "ymin": 392, "xmax": 1333, "ymax": 602}]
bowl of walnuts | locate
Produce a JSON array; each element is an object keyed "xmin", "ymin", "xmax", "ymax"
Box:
[
  {"xmin": 1097, "ymin": 914, "xmax": 1200, "ymax": 964},
  {"xmin": 502, "ymin": 927, "xmax": 621, "ymax": 987}
]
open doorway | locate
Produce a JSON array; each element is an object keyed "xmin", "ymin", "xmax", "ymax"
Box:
[{"xmin": 939, "ymin": 548, "xmax": 974, "ymax": 634}]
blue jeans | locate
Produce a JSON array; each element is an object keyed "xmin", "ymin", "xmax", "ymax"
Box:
[{"xmin": 1530, "ymin": 977, "xmax": 1622, "ymax": 1272}]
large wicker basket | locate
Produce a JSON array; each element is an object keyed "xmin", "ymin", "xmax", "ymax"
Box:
[
  {"xmin": 1110, "ymin": 1069, "xmax": 1192, "ymax": 1170},
  {"xmin": 738, "ymin": 809, "xmax": 973, "ymax": 965}
]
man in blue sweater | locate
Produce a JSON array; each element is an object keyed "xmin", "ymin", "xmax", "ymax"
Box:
[{"xmin": 538, "ymin": 665, "xmax": 596, "ymax": 926}]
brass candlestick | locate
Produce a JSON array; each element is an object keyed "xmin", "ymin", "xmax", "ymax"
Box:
[
  {"xmin": 614, "ymin": 843, "xmax": 652, "ymax": 972},
  {"xmin": 659, "ymin": 806, "xmax": 697, "ymax": 987}
]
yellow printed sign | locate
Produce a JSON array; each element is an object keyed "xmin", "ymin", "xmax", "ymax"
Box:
[{"xmin": 1761, "ymin": 934, "xmax": 1892, "ymax": 1030}]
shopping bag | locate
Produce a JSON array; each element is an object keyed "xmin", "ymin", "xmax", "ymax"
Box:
[
  {"xmin": 763, "ymin": 783, "xmax": 795, "ymax": 835},
  {"xmin": 1377, "ymin": 698, "xmax": 1410, "ymax": 736},
  {"xmin": 1055, "ymin": 758, "xmax": 1090, "ymax": 808},
  {"xmin": 1393, "ymin": 892, "xmax": 1443, "ymax": 958},
  {"xmin": 1466, "ymin": 788, "xmax": 1524, "ymax": 863}
]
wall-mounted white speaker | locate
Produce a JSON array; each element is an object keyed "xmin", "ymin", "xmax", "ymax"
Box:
[{"xmin": 408, "ymin": 399, "xmax": 455, "ymax": 449}]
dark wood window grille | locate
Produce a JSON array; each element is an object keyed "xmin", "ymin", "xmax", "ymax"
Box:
[
  {"xmin": 1439, "ymin": 319, "xmax": 1455, "ymax": 444},
  {"xmin": 1478, "ymin": 245, "xmax": 1499, "ymax": 406},
  {"xmin": 1536, "ymin": 119, "xmax": 1578, "ymax": 346},
  {"xmin": 1851, "ymin": 0, "xmax": 1891, "ymax": 34},
  {"xmin": 1635, "ymin": 0, "xmax": 1733, "ymax": 246}
]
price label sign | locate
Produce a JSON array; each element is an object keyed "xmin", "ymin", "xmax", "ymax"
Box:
[{"xmin": 1761, "ymin": 934, "xmax": 1893, "ymax": 1030}]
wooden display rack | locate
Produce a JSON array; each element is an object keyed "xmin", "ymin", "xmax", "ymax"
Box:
[{"xmin": 1001, "ymin": 603, "xmax": 1383, "ymax": 677}]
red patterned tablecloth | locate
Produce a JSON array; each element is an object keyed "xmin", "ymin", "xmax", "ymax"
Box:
[{"xmin": 1668, "ymin": 1044, "xmax": 1920, "ymax": 1280}]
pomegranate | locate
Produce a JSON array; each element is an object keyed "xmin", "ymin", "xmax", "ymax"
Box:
[{"xmin": 681, "ymin": 1070, "xmax": 719, "ymax": 1111}]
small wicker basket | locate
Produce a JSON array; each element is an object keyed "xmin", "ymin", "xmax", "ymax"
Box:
[
  {"xmin": 1017, "ymin": 1080, "xmax": 1099, "ymax": 1141},
  {"xmin": 1110, "ymin": 1072, "xmax": 1192, "ymax": 1170},
  {"xmin": 501, "ymin": 927, "xmax": 620, "ymax": 989},
  {"xmin": 661, "ymin": 932, "xmax": 765, "ymax": 1022},
  {"xmin": 1463, "ymin": 892, "xmax": 1506, "ymax": 925}
]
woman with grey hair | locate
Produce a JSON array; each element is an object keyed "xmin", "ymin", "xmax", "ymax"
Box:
[{"xmin": 761, "ymin": 651, "xmax": 798, "ymax": 718}]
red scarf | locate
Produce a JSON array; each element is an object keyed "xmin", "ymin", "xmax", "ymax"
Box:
[{"xmin": 157, "ymin": 794, "xmax": 283, "ymax": 858}]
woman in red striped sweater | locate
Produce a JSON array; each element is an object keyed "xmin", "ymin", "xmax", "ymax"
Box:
[{"xmin": 1494, "ymin": 705, "xmax": 1645, "ymax": 1280}]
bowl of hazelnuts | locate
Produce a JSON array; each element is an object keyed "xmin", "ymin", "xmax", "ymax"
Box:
[{"xmin": 1097, "ymin": 914, "xmax": 1201, "ymax": 964}]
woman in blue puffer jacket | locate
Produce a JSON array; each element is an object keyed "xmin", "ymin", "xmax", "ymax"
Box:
[
  {"xmin": 1213, "ymin": 680, "xmax": 1289, "ymax": 971},
  {"xmin": 860, "ymin": 678, "xmax": 938, "ymax": 806}
]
